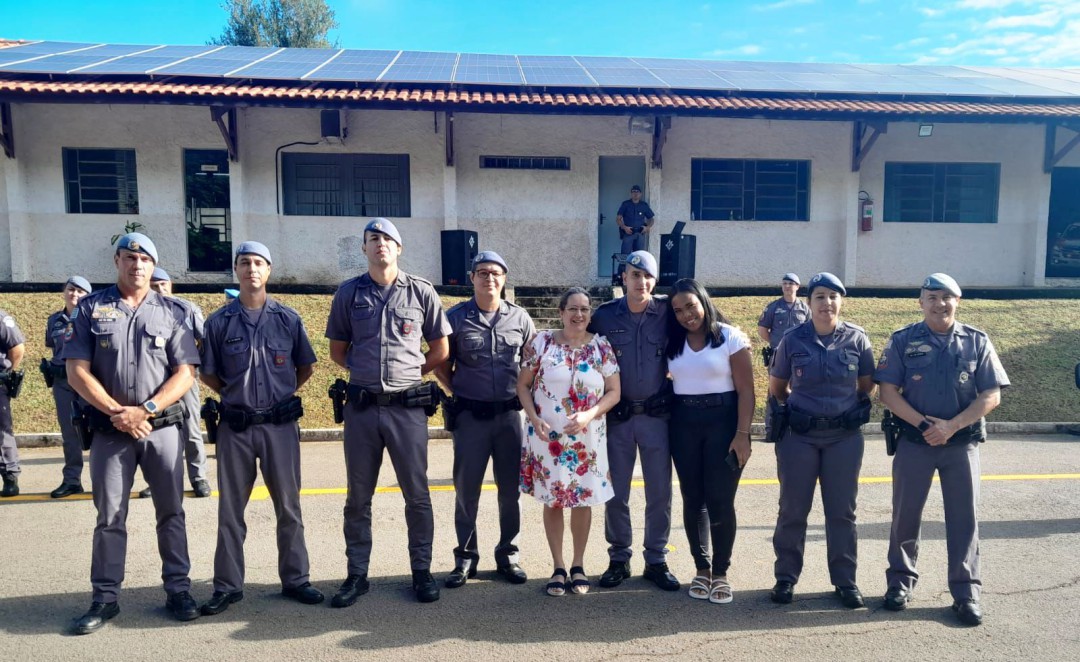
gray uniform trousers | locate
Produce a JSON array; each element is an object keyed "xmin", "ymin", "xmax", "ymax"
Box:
[
  {"xmin": 887, "ymin": 438, "xmax": 981, "ymax": 601},
  {"xmin": 213, "ymin": 421, "xmax": 310, "ymax": 593},
  {"xmin": 343, "ymin": 402, "xmax": 433, "ymax": 574},
  {"xmin": 89, "ymin": 425, "xmax": 191, "ymax": 603},
  {"xmin": 773, "ymin": 429, "xmax": 864, "ymax": 586},
  {"xmin": 180, "ymin": 384, "xmax": 208, "ymax": 483},
  {"xmin": 605, "ymin": 414, "xmax": 672, "ymax": 565},
  {"xmin": 0, "ymin": 390, "xmax": 18, "ymax": 476},
  {"xmin": 52, "ymin": 381, "xmax": 84, "ymax": 484},
  {"xmin": 451, "ymin": 410, "xmax": 523, "ymax": 566},
  {"xmin": 620, "ymin": 232, "xmax": 647, "ymax": 256}
]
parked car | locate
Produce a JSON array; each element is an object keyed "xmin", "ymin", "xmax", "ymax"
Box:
[{"xmin": 1050, "ymin": 223, "xmax": 1080, "ymax": 267}]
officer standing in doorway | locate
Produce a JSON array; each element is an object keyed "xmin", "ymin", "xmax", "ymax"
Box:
[
  {"xmin": 875, "ymin": 273, "xmax": 1009, "ymax": 627},
  {"xmin": 616, "ymin": 185, "xmax": 656, "ymax": 258},
  {"xmin": 325, "ymin": 218, "xmax": 451, "ymax": 605},
  {"xmin": 199, "ymin": 241, "xmax": 323, "ymax": 616},
  {"xmin": 0, "ymin": 307, "xmax": 26, "ymax": 498},
  {"xmin": 63, "ymin": 233, "xmax": 201, "ymax": 634},
  {"xmin": 148, "ymin": 267, "xmax": 212, "ymax": 498},
  {"xmin": 45, "ymin": 276, "xmax": 92, "ymax": 498},
  {"xmin": 589, "ymin": 250, "xmax": 679, "ymax": 591},
  {"xmin": 435, "ymin": 251, "xmax": 535, "ymax": 589},
  {"xmin": 758, "ymin": 274, "xmax": 810, "ymax": 442}
]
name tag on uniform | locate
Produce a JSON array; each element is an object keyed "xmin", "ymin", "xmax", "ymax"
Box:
[{"xmin": 225, "ymin": 337, "xmax": 243, "ymax": 344}]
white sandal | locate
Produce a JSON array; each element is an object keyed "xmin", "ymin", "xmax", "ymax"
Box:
[
  {"xmin": 689, "ymin": 574, "xmax": 711, "ymax": 600},
  {"xmin": 709, "ymin": 576, "xmax": 733, "ymax": 604}
]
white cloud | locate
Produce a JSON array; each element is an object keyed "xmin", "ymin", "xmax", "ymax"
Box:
[
  {"xmin": 710, "ymin": 44, "xmax": 764, "ymax": 56},
  {"xmin": 752, "ymin": 0, "xmax": 815, "ymax": 12},
  {"xmin": 919, "ymin": 7, "xmax": 944, "ymax": 17},
  {"xmin": 985, "ymin": 9, "xmax": 1061, "ymax": 29}
]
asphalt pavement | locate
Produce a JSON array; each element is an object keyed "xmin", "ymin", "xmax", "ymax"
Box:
[{"xmin": 1, "ymin": 434, "xmax": 1078, "ymax": 661}]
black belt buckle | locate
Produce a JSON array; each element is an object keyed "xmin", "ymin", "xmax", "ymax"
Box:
[
  {"xmin": 629, "ymin": 402, "xmax": 647, "ymax": 416},
  {"xmin": 810, "ymin": 417, "xmax": 833, "ymax": 431},
  {"xmin": 375, "ymin": 393, "xmax": 394, "ymax": 407},
  {"xmin": 250, "ymin": 412, "xmax": 271, "ymax": 426}
]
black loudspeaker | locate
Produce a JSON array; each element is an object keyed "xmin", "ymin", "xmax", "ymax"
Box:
[
  {"xmin": 441, "ymin": 230, "xmax": 478, "ymax": 285},
  {"xmin": 659, "ymin": 233, "xmax": 696, "ymax": 286}
]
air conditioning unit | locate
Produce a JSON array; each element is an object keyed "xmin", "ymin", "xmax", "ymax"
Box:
[{"xmin": 321, "ymin": 109, "xmax": 348, "ymax": 143}]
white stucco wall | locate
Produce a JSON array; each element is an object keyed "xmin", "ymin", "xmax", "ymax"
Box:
[
  {"xmin": 855, "ymin": 122, "xmax": 1049, "ymax": 287},
  {"xmin": 0, "ymin": 153, "xmax": 11, "ymax": 280}
]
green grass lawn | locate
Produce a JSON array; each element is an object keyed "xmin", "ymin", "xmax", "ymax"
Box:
[{"xmin": 1, "ymin": 290, "xmax": 1077, "ymax": 433}]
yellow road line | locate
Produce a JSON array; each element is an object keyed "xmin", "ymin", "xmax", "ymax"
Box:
[{"xmin": 6, "ymin": 473, "xmax": 1080, "ymax": 503}]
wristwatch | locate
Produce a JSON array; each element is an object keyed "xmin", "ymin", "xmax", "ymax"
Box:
[
  {"xmin": 142, "ymin": 400, "xmax": 159, "ymax": 417},
  {"xmin": 917, "ymin": 419, "xmax": 932, "ymax": 432}
]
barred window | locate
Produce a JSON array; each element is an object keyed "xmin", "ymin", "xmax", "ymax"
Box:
[
  {"xmin": 884, "ymin": 162, "xmax": 999, "ymax": 223},
  {"xmin": 282, "ymin": 153, "xmax": 410, "ymax": 217},
  {"xmin": 480, "ymin": 155, "xmax": 570, "ymax": 170},
  {"xmin": 63, "ymin": 148, "xmax": 139, "ymax": 214},
  {"xmin": 691, "ymin": 159, "xmax": 810, "ymax": 221}
]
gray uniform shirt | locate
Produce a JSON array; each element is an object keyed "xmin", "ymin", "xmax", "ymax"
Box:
[
  {"xmin": 325, "ymin": 272, "xmax": 451, "ymax": 392},
  {"xmin": 46, "ymin": 310, "xmax": 71, "ymax": 366},
  {"xmin": 770, "ymin": 320, "xmax": 875, "ymax": 418},
  {"xmin": 0, "ymin": 309, "xmax": 26, "ymax": 371},
  {"xmin": 874, "ymin": 320, "xmax": 1010, "ymax": 420},
  {"xmin": 446, "ymin": 299, "xmax": 535, "ymax": 402},
  {"xmin": 60, "ymin": 286, "xmax": 200, "ymax": 405},
  {"xmin": 588, "ymin": 295, "xmax": 669, "ymax": 401},
  {"xmin": 170, "ymin": 296, "xmax": 206, "ymax": 344},
  {"xmin": 758, "ymin": 298, "xmax": 811, "ymax": 348},
  {"xmin": 202, "ymin": 298, "xmax": 317, "ymax": 411}
]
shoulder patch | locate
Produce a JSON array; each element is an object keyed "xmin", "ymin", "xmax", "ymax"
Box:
[{"xmin": 3, "ymin": 316, "xmax": 14, "ymax": 328}]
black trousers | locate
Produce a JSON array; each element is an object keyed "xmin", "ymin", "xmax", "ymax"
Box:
[{"xmin": 669, "ymin": 396, "xmax": 742, "ymax": 575}]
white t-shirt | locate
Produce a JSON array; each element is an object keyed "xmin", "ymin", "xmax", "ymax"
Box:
[{"xmin": 669, "ymin": 323, "xmax": 751, "ymax": 395}]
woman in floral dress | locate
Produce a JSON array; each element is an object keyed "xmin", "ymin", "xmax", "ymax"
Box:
[{"xmin": 517, "ymin": 287, "xmax": 620, "ymax": 596}]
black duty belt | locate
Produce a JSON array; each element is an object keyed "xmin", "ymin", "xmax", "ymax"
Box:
[
  {"xmin": 346, "ymin": 384, "xmax": 405, "ymax": 407},
  {"xmin": 674, "ymin": 392, "xmax": 737, "ymax": 409},
  {"xmin": 221, "ymin": 396, "xmax": 304, "ymax": 432},
  {"xmin": 454, "ymin": 395, "xmax": 522, "ymax": 417},
  {"xmin": 898, "ymin": 418, "xmax": 985, "ymax": 446},
  {"xmin": 87, "ymin": 403, "xmax": 186, "ymax": 432}
]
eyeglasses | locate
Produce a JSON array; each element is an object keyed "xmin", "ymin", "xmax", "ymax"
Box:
[
  {"xmin": 473, "ymin": 270, "xmax": 505, "ymax": 280},
  {"xmin": 563, "ymin": 307, "xmax": 592, "ymax": 314}
]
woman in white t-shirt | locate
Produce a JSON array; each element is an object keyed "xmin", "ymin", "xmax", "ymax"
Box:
[{"xmin": 666, "ymin": 279, "xmax": 755, "ymax": 604}]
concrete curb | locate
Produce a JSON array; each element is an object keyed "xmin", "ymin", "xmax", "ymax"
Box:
[{"xmin": 13, "ymin": 422, "xmax": 1079, "ymax": 448}]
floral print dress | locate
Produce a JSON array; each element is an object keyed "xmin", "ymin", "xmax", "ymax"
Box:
[{"xmin": 520, "ymin": 330, "xmax": 618, "ymax": 509}]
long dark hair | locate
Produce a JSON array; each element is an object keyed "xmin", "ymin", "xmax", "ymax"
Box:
[{"xmin": 666, "ymin": 278, "xmax": 731, "ymax": 359}]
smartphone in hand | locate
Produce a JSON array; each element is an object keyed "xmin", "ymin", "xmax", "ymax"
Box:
[{"xmin": 725, "ymin": 450, "xmax": 741, "ymax": 471}]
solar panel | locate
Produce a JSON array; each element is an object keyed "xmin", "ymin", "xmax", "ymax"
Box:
[
  {"xmin": 305, "ymin": 50, "xmax": 398, "ymax": 81},
  {"xmin": 229, "ymin": 48, "xmax": 339, "ymax": 79},
  {"xmin": 519, "ymin": 55, "xmax": 595, "ymax": 86},
  {"xmin": 380, "ymin": 51, "xmax": 457, "ymax": 83},
  {"xmin": 453, "ymin": 53, "xmax": 522, "ymax": 84},
  {"xmin": 78, "ymin": 45, "xmax": 219, "ymax": 74},
  {"xmin": 0, "ymin": 41, "xmax": 95, "ymax": 64},
  {"xmin": 0, "ymin": 44, "xmax": 164, "ymax": 74},
  {"xmin": 577, "ymin": 57, "xmax": 663, "ymax": 86},
  {"xmin": 153, "ymin": 46, "xmax": 279, "ymax": 76}
]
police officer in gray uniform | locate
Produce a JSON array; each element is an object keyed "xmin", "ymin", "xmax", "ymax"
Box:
[
  {"xmin": 875, "ymin": 273, "xmax": 1009, "ymax": 627},
  {"xmin": 325, "ymin": 218, "xmax": 451, "ymax": 605},
  {"xmin": 435, "ymin": 251, "xmax": 535, "ymax": 588},
  {"xmin": 0, "ymin": 308, "xmax": 26, "ymax": 498},
  {"xmin": 149, "ymin": 267, "xmax": 212, "ymax": 498},
  {"xmin": 588, "ymin": 250, "xmax": 679, "ymax": 591},
  {"xmin": 768, "ymin": 272, "xmax": 875, "ymax": 608},
  {"xmin": 199, "ymin": 241, "xmax": 323, "ymax": 615},
  {"xmin": 757, "ymin": 273, "xmax": 810, "ymax": 441},
  {"xmin": 63, "ymin": 233, "xmax": 202, "ymax": 634},
  {"xmin": 46, "ymin": 276, "xmax": 93, "ymax": 498}
]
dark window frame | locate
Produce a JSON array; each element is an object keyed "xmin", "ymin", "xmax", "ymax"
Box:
[
  {"xmin": 282, "ymin": 152, "xmax": 411, "ymax": 217},
  {"xmin": 884, "ymin": 162, "xmax": 1000, "ymax": 224},
  {"xmin": 62, "ymin": 147, "xmax": 140, "ymax": 214},
  {"xmin": 690, "ymin": 158, "xmax": 810, "ymax": 221},
  {"xmin": 479, "ymin": 155, "xmax": 571, "ymax": 170}
]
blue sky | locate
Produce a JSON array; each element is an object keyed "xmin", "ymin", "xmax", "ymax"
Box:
[{"xmin": 5, "ymin": 0, "xmax": 1079, "ymax": 66}]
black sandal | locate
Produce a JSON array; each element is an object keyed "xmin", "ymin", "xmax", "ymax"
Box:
[
  {"xmin": 546, "ymin": 568, "xmax": 568, "ymax": 597},
  {"xmin": 569, "ymin": 566, "xmax": 590, "ymax": 595}
]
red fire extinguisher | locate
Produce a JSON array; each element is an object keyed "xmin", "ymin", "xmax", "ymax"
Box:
[{"xmin": 859, "ymin": 191, "xmax": 873, "ymax": 232}]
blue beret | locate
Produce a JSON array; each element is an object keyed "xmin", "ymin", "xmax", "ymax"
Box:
[
  {"xmin": 115, "ymin": 232, "xmax": 158, "ymax": 263},
  {"xmin": 624, "ymin": 250, "xmax": 658, "ymax": 279},
  {"xmin": 807, "ymin": 272, "xmax": 846, "ymax": 296},
  {"xmin": 922, "ymin": 273, "xmax": 962, "ymax": 297},
  {"xmin": 782, "ymin": 273, "xmax": 801, "ymax": 285},
  {"xmin": 151, "ymin": 267, "xmax": 171, "ymax": 282},
  {"xmin": 472, "ymin": 250, "xmax": 508, "ymax": 273},
  {"xmin": 235, "ymin": 240, "xmax": 273, "ymax": 265},
  {"xmin": 630, "ymin": 184, "xmax": 642, "ymax": 192},
  {"xmin": 225, "ymin": 288, "xmax": 239, "ymax": 301},
  {"xmin": 364, "ymin": 218, "xmax": 402, "ymax": 246},
  {"xmin": 66, "ymin": 276, "xmax": 92, "ymax": 294}
]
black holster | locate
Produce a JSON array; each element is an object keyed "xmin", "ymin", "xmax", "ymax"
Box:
[
  {"xmin": 764, "ymin": 397, "xmax": 789, "ymax": 443},
  {"xmin": 0, "ymin": 370, "xmax": 24, "ymax": 398},
  {"xmin": 328, "ymin": 378, "xmax": 348, "ymax": 424},
  {"xmin": 841, "ymin": 395, "xmax": 873, "ymax": 430},
  {"xmin": 761, "ymin": 346, "xmax": 775, "ymax": 368},
  {"xmin": 39, "ymin": 358, "xmax": 55, "ymax": 388},
  {"xmin": 881, "ymin": 409, "xmax": 901, "ymax": 456},
  {"xmin": 201, "ymin": 397, "xmax": 220, "ymax": 444},
  {"xmin": 72, "ymin": 401, "xmax": 94, "ymax": 450},
  {"xmin": 442, "ymin": 392, "xmax": 460, "ymax": 432}
]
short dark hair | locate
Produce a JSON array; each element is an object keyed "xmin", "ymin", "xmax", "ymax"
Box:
[
  {"xmin": 666, "ymin": 278, "xmax": 731, "ymax": 360},
  {"xmin": 558, "ymin": 287, "xmax": 591, "ymax": 311}
]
